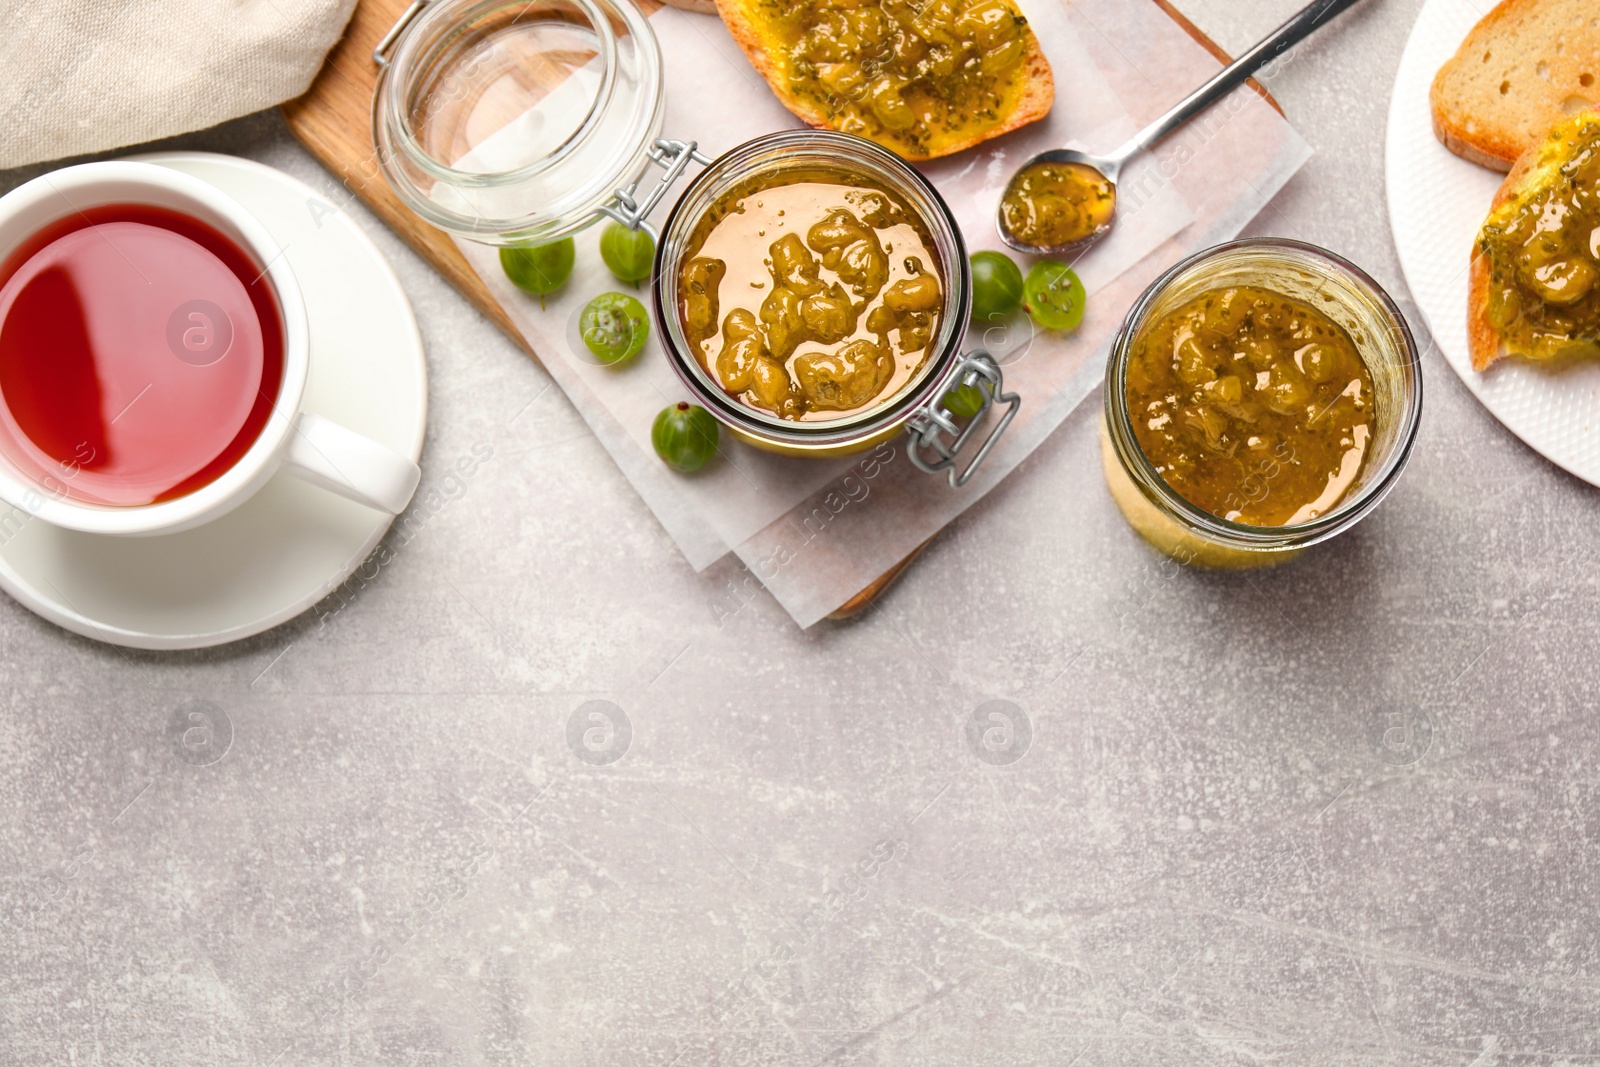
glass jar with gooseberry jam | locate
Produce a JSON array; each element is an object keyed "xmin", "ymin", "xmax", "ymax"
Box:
[{"xmin": 1101, "ymin": 239, "xmax": 1423, "ymax": 567}]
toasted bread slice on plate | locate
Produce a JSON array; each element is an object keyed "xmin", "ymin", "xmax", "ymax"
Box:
[
  {"xmin": 1469, "ymin": 109, "xmax": 1600, "ymax": 371},
  {"xmin": 1431, "ymin": 0, "xmax": 1600, "ymax": 171},
  {"xmin": 715, "ymin": 0, "xmax": 1053, "ymax": 160}
]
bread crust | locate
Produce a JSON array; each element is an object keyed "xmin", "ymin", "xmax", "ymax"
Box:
[
  {"xmin": 1467, "ymin": 245, "xmax": 1498, "ymax": 370},
  {"xmin": 1431, "ymin": 0, "xmax": 1600, "ymax": 172},
  {"xmin": 1430, "ymin": 101, "xmax": 1520, "ymax": 174},
  {"xmin": 1467, "ymin": 148, "xmax": 1532, "ymax": 370},
  {"xmin": 660, "ymin": 0, "xmax": 720, "ymax": 14},
  {"xmin": 715, "ymin": 0, "xmax": 1054, "ymax": 160}
]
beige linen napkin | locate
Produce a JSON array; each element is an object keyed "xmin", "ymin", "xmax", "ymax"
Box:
[{"xmin": 0, "ymin": 0, "xmax": 355, "ymax": 169}]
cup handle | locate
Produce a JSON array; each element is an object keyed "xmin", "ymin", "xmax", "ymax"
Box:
[{"xmin": 282, "ymin": 413, "xmax": 421, "ymax": 514}]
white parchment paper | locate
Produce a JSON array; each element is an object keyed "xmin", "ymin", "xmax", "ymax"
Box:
[{"xmin": 455, "ymin": 0, "xmax": 1310, "ymax": 621}]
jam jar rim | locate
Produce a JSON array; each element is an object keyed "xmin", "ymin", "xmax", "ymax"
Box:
[
  {"xmin": 1103, "ymin": 237, "xmax": 1424, "ymax": 550},
  {"xmin": 651, "ymin": 129, "xmax": 972, "ymax": 446}
]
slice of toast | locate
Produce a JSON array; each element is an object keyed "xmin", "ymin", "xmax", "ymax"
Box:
[
  {"xmin": 1431, "ymin": 0, "xmax": 1600, "ymax": 172},
  {"xmin": 715, "ymin": 0, "xmax": 1053, "ymax": 161},
  {"xmin": 1469, "ymin": 109, "xmax": 1600, "ymax": 371}
]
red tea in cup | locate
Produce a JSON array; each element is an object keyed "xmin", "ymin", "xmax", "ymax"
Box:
[{"xmin": 0, "ymin": 203, "xmax": 283, "ymax": 507}]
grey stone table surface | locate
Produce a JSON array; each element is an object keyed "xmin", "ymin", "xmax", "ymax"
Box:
[{"xmin": 5, "ymin": 0, "xmax": 1598, "ymax": 1064}]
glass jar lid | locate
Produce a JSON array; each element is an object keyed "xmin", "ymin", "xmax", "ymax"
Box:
[{"xmin": 373, "ymin": 0, "xmax": 665, "ymax": 245}]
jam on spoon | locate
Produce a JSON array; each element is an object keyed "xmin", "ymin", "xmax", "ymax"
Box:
[{"xmin": 997, "ymin": 0, "xmax": 1362, "ymax": 255}]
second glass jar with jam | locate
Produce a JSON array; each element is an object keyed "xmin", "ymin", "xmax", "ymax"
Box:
[
  {"xmin": 1125, "ymin": 284, "xmax": 1375, "ymax": 527},
  {"xmin": 654, "ymin": 129, "xmax": 1022, "ymax": 485},
  {"xmin": 1102, "ymin": 239, "xmax": 1423, "ymax": 566}
]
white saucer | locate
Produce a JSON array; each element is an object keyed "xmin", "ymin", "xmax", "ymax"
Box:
[{"xmin": 0, "ymin": 152, "xmax": 427, "ymax": 650}]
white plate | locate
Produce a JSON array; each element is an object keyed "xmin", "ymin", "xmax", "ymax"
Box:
[
  {"xmin": 0, "ymin": 153, "xmax": 427, "ymax": 650},
  {"xmin": 1387, "ymin": 0, "xmax": 1600, "ymax": 485}
]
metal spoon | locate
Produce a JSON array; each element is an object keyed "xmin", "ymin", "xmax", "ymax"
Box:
[{"xmin": 997, "ymin": 0, "xmax": 1364, "ymax": 255}]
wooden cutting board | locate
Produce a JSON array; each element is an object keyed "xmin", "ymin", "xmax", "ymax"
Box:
[{"xmin": 280, "ymin": 0, "xmax": 1278, "ymax": 619}]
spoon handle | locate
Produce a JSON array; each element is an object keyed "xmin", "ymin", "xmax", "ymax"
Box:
[{"xmin": 1111, "ymin": 0, "xmax": 1363, "ymax": 165}]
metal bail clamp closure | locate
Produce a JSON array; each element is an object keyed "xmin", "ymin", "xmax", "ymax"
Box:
[
  {"xmin": 906, "ymin": 353, "xmax": 1021, "ymax": 488},
  {"xmin": 597, "ymin": 139, "xmax": 713, "ymax": 241}
]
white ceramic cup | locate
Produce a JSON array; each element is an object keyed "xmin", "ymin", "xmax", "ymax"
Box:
[{"xmin": 0, "ymin": 160, "xmax": 422, "ymax": 537}]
